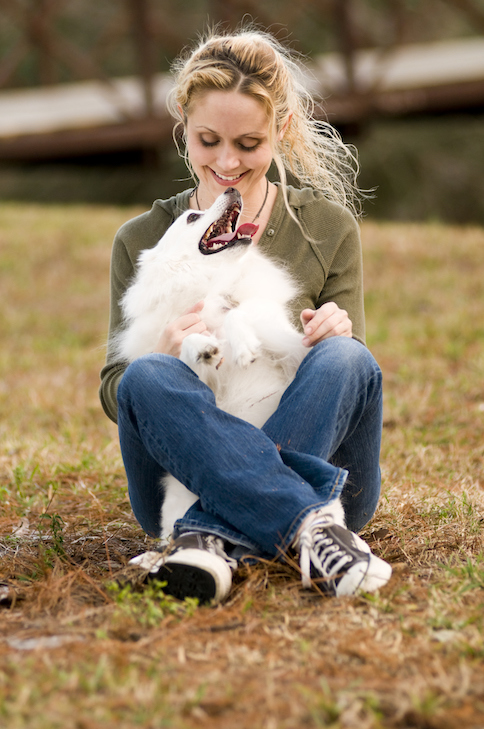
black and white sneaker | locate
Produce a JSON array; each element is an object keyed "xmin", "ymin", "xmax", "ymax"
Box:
[
  {"xmin": 294, "ymin": 512, "xmax": 392, "ymax": 596},
  {"xmin": 129, "ymin": 532, "xmax": 236, "ymax": 604}
]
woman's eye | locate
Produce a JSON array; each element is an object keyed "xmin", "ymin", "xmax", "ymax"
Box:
[
  {"xmin": 239, "ymin": 143, "xmax": 259, "ymax": 153},
  {"xmin": 187, "ymin": 212, "xmax": 202, "ymax": 224},
  {"xmin": 199, "ymin": 137, "xmax": 259, "ymax": 152}
]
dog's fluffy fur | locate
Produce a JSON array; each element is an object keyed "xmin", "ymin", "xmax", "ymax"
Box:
[{"xmin": 114, "ymin": 188, "xmax": 344, "ymax": 539}]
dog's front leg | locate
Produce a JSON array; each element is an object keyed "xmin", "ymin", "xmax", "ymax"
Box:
[
  {"xmin": 226, "ymin": 298, "xmax": 306, "ymax": 369},
  {"xmin": 223, "ymin": 307, "xmax": 262, "ymax": 368}
]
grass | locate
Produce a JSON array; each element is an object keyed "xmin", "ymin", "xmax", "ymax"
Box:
[{"xmin": 1, "ymin": 203, "xmax": 484, "ymax": 728}]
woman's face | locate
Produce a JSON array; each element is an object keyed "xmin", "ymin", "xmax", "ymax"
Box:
[{"xmin": 184, "ymin": 90, "xmax": 274, "ymax": 204}]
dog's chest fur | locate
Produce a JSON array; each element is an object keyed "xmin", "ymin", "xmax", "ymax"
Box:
[{"xmin": 118, "ymin": 240, "xmax": 298, "ymax": 363}]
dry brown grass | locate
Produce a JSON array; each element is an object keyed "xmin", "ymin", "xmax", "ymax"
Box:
[{"xmin": 1, "ymin": 204, "xmax": 484, "ymax": 728}]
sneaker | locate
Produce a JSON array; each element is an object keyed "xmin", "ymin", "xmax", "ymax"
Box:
[
  {"xmin": 294, "ymin": 512, "xmax": 392, "ymax": 596},
  {"xmin": 129, "ymin": 531, "xmax": 236, "ymax": 604}
]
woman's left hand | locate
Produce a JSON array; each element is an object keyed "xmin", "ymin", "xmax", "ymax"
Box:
[{"xmin": 301, "ymin": 302, "xmax": 353, "ymax": 347}]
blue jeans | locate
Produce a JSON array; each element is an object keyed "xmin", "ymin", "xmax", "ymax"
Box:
[{"xmin": 117, "ymin": 337, "xmax": 383, "ymax": 559}]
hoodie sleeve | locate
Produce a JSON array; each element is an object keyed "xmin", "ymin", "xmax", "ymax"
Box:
[{"xmin": 99, "ymin": 200, "xmax": 176, "ymax": 423}]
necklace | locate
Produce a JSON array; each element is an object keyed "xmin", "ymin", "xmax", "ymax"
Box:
[{"xmin": 193, "ymin": 178, "xmax": 270, "ymax": 223}]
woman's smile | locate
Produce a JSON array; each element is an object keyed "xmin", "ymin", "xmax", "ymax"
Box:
[{"xmin": 210, "ymin": 169, "xmax": 249, "ymax": 184}]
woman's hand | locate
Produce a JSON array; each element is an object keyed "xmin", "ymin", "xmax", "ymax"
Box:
[
  {"xmin": 301, "ymin": 302, "xmax": 352, "ymax": 347},
  {"xmin": 153, "ymin": 301, "xmax": 208, "ymax": 357}
]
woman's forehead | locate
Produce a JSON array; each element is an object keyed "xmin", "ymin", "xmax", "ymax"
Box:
[
  {"xmin": 188, "ymin": 89, "xmax": 268, "ymax": 116},
  {"xmin": 186, "ymin": 90, "xmax": 271, "ymax": 132}
]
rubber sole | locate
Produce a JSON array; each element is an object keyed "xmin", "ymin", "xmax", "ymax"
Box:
[{"xmin": 150, "ymin": 563, "xmax": 218, "ymax": 604}]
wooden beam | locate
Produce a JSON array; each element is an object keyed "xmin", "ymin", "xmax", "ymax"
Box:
[
  {"xmin": 28, "ymin": 0, "xmax": 59, "ymax": 85},
  {"xmin": 0, "ymin": 117, "xmax": 174, "ymax": 161},
  {"xmin": 127, "ymin": 0, "xmax": 156, "ymax": 116},
  {"xmin": 332, "ymin": 0, "xmax": 358, "ymax": 92},
  {"xmin": 319, "ymin": 78, "xmax": 484, "ymax": 125}
]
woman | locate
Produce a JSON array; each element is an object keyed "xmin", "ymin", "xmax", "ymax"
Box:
[{"xmin": 100, "ymin": 27, "xmax": 391, "ymax": 603}]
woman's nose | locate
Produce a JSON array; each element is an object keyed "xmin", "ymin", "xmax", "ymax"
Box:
[{"xmin": 216, "ymin": 144, "xmax": 240, "ymax": 171}]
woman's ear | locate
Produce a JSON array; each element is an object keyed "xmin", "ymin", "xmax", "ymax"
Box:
[
  {"xmin": 177, "ymin": 104, "xmax": 187, "ymax": 124},
  {"xmin": 278, "ymin": 112, "xmax": 293, "ymax": 141}
]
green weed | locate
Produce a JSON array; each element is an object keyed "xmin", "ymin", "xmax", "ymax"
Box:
[
  {"xmin": 442, "ymin": 554, "xmax": 484, "ymax": 593},
  {"xmin": 107, "ymin": 581, "xmax": 199, "ymax": 627},
  {"xmin": 38, "ymin": 513, "xmax": 66, "ymax": 560}
]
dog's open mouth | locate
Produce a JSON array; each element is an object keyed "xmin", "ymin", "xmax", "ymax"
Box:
[{"xmin": 199, "ymin": 201, "xmax": 258, "ymax": 255}]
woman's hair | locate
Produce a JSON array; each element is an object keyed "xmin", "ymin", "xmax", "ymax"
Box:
[{"xmin": 167, "ymin": 26, "xmax": 364, "ymax": 218}]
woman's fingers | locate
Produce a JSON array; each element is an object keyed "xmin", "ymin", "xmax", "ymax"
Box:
[{"xmin": 301, "ymin": 303, "xmax": 352, "ymax": 346}]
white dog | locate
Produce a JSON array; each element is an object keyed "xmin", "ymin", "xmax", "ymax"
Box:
[{"xmin": 114, "ymin": 187, "xmax": 342, "ymax": 539}]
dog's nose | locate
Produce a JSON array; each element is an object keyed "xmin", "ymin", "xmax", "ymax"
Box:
[{"xmin": 224, "ymin": 188, "xmax": 236, "ymax": 195}]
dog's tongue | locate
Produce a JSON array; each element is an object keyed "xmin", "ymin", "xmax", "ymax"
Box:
[{"xmin": 209, "ymin": 222, "xmax": 258, "ymax": 245}]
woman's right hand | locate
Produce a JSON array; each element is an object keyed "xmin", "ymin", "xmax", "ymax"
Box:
[{"xmin": 153, "ymin": 301, "xmax": 208, "ymax": 357}]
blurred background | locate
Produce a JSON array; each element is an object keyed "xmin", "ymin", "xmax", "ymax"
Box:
[{"xmin": 0, "ymin": 0, "xmax": 483, "ymax": 223}]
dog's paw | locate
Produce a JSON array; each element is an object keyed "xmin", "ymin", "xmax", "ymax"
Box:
[
  {"xmin": 197, "ymin": 340, "xmax": 221, "ymax": 365},
  {"xmin": 181, "ymin": 333, "xmax": 223, "ymax": 368},
  {"xmin": 224, "ymin": 312, "xmax": 262, "ymax": 368},
  {"xmin": 232, "ymin": 339, "xmax": 261, "ymax": 368}
]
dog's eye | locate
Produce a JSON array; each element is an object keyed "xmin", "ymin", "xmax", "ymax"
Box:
[{"xmin": 187, "ymin": 212, "xmax": 202, "ymax": 224}]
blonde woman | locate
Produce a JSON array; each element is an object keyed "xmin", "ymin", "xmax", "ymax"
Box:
[{"xmin": 100, "ymin": 27, "xmax": 391, "ymax": 603}]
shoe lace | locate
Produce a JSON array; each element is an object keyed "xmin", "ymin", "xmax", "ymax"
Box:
[
  {"xmin": 204, "ymin": 534, "xmax": 238, "ymax": 570},
  {"xmin": 298, "ymin": 516, "xmax": 354, "ymax": 590}
]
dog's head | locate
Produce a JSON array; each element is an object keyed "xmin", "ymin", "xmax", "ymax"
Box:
[{"xmin": 179, "ymin": 188, "xmax": 258, "ymax": 256}]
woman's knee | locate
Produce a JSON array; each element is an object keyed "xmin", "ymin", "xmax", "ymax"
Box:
[
  {"xmin": 305, "ymin": 337, "xmax": 381, "ymax": 383},
  {"xmin": 118, "ymin": 353, "xmax": 178, "ymax": 405},
  {"xmin": 117, "ymin": 353, "xmax": 215, "ymax": 417}
]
